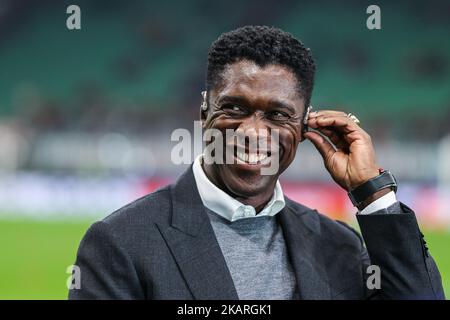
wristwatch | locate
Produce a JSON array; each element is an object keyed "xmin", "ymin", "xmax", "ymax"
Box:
[{"xmin": 348, "ymin": 169, "xmax": 398, "ymax": 207}]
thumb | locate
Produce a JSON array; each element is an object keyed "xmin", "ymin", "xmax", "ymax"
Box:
[{"xmin": 304, "ymin": 131, "xmax": 335, "ymax": 163}]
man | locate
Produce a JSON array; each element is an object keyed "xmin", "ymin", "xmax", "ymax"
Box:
[{"xmin": 69, "ymin": 26, "xmax": 444, "ymax": 300}]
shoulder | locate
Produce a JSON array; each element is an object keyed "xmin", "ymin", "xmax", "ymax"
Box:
[
  {"xmin": 85, "ymin": 184, "xmax": 174, "ymax": 245},
  {"xmin": 104, "ymin": 185, "xmax": 172, "ymax": 225},
  {"xmin": 77, "ymin": 184, "xmax": 177, "ymax": 261},
  {"xmin": 284, "ymin": 196, "xmax": 364, "ymax": 247}
]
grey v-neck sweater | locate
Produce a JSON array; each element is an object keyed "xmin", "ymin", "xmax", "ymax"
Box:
[{"xmin": 207, "ymin": 209, "xmax": 298, "ymax": 299}]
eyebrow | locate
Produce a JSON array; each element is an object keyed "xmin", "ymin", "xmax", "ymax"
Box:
[
  {"xmin": 216, "ymin": 95, "xmax": 297, "ymax": 113},
  {"xmin": 215, "ymin": 95, "xmax": 247, "ymax": 106}
]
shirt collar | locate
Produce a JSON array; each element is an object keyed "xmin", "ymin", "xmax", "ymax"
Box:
[{"xmin": 192, "ymin": 154, "xmax": 285, "ymax": 222}]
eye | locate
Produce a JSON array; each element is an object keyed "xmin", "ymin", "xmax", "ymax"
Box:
[
  {"xmin": 267, "ymin": 110, "xmax": 290, "ymax": 121},
  {"xmin": 222, "ymin": 104, "xmax": 246, "ymax": 114}
]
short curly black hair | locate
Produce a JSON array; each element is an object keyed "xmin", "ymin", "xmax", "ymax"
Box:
[{"xmin": 206, "ymin": 25, "xmax": 316, "ymax": 109}]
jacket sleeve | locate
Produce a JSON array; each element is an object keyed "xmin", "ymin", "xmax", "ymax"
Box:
[
  {"xmin": 68, "ymin": 221, "xmax": 145, "ymax": 300},
  {"xmin": 356, "ymin": 201, "xmax": 445, "ymax": 300}
]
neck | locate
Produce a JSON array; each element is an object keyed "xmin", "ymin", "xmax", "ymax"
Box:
[
  {"xmin": 201, "ymin": 162, "xmax": 275, "ymax": 213},
  {"xmin": 235, "ymin": 194, "xmax": 273, "ymax": 213}
]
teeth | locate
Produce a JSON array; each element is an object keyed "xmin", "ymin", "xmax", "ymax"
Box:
[
  {"xmin": 236, "ymin": 151, "xmax": 248, "ymax": 162},
  {"xmin": 236, "ymin": 151, "xmax": 268, "ymax": 164},
  {"xmin": 258, "ymin": 153, "xmax": 268, "ymax": 161}
]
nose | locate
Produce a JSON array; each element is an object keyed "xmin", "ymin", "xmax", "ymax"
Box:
[
  {"xmin": 238, "ymin": 113, "xmax": 268, "ymax": 131},
  {"xmin": 235, "ymin": 114, "xmax": 270, "ymax": 150}
]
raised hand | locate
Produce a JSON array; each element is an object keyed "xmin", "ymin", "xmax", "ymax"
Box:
[{"xmin": 303, "ymin": 110, "xmax": 380, "ymax": 192}]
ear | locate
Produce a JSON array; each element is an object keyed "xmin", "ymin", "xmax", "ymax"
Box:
[
  {"xmin": 300, "ymin": 129, "xmax": 308, "ymax": 142},
  {"xmin": 200, "ymin": 109, "xmax": 208, "ymax": 129},
  {"xmin": 300, "ymin": 133, "xmax": 306, "ymax": 142}
]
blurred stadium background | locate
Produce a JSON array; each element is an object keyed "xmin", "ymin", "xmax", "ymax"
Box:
[{"xmin": 0, "ymin": 0, "xmax": 449, "ymax": 299}]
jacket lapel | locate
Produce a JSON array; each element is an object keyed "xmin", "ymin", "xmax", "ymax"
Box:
[
  {"xmin": 278, "ymin": 201, "xmax": 332, "ymax": 299},
  {"xmin": 157, "ymin": 167, "xmax": 239, "ymax": 300},
  {"xmin": 157, "ymin": 166, "xmax": 331, "ymax": 300}
]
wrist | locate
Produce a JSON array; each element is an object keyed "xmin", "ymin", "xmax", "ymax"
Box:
[
  {"xmin": 348, "ymin": 169, "xmax": 398, "ymax": 208},
  {"xmin": 356, "ymin": 188, "xmax": 391, "ymax": 210},
  {"xmin": 349, "ymin": 168, "xmax": 379, "ymax": 191}
]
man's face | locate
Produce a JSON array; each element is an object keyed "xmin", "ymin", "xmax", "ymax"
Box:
[{"xmin": 202, "ymin": 59, "xmax": 306, "ymax": 198}]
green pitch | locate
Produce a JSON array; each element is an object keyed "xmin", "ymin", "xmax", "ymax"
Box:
[{"xmin": 0, "ymin": 219, "xmax": 449, "ymax": 299}]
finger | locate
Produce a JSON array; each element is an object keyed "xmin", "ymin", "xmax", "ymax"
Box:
[
  {"xmin": 307, "ymin": 116, "xmax": 350, "ymax": 132},
  {"xmin": 345, "ymin": 130, "xmax": 371, "ymax": 145},
  {"xmin": 308, "ymin": 110, "xmax": 347, "ymax": 119},
  {"xmin": 317, "ymin": 127, "xmax": 349, "ymax": 151},
  {"xmin": 308, "ymin": 116, "xmax": 360, "ymax": 134},
  {"xmin": 303, "ymin": 131, "xmax": 336, "ymax": 162},
  {"xmin": 308, "ymin": 116, "xmax": 371, "ymax": 150}
]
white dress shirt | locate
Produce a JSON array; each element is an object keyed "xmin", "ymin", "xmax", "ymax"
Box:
[{"xmin": 192, "ymin": 155, "xmax": 397, "ymax": 221}]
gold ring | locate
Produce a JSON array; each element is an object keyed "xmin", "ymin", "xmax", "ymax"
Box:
[{"xmin": 347, "ymin": 113, "xmax": 361, "ymax": 125}]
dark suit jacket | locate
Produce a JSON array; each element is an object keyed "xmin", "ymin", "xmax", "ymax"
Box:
[{"xmin": 69, "ymin": 166, "xmax": 445, "ymax": 300}]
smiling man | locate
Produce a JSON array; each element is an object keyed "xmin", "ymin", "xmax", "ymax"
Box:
[{"xmin": 69, "ymin": 26, "xmax": 444, "ymax": 300}]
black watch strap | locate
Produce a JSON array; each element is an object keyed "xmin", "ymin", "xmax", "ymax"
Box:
[{"xmin": 348, "ymin": 170, "xmax": 397, "ymax": 206}]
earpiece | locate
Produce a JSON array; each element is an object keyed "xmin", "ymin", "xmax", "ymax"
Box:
[
  {"xmin": 300, "ymin": 105, "xmax": 313, "ymax": 142},
  {"xmin": 201, "ymin": 91, "xmax": 208, "ymax": 111},
  {"xmin": 302, "ymin": 105, "xmax": 313, "ymax": 133}
]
